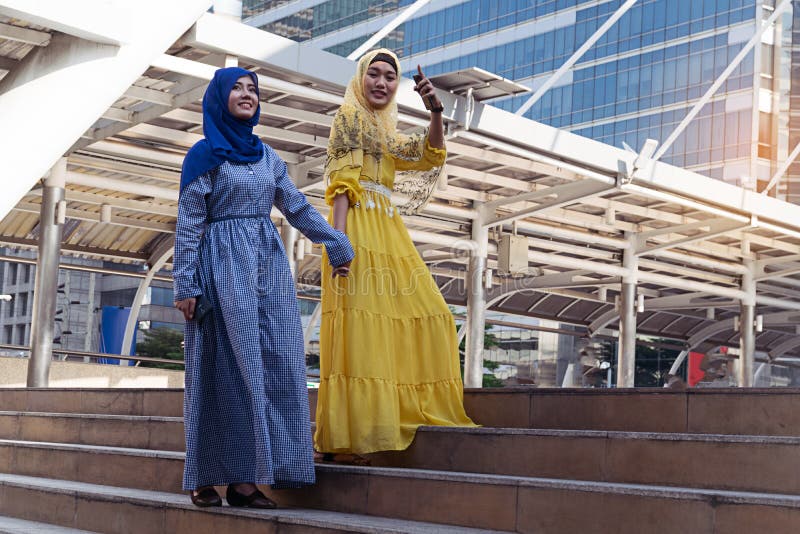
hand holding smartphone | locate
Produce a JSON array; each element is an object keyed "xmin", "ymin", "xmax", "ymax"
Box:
[{"xmin": 413, "ymin": 66, "xmax": 438, "ymax": 111}]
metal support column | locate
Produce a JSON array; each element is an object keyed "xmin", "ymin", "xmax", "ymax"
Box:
[
  {"xmin": 464, "ymin": 214, "xmax": 488, "ymax": 388},
  {"xmin": 617, "ymin": 237, "xmax": 638, "ymax": 387},
  {"xmin": 281, "ymin": 223, "xmax": 299, "ymax": 278},
  {"xmin": 27, "ymin": 158, "xmax": 66, "ymax": 387},
  {"xmin": 738, "ymin": 259, "xmax": 756, "ymax": 387}
]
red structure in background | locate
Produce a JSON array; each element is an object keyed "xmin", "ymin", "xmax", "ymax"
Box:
[
  {"xmin": 688, "ymin": 347, "xmax": 729, "ymax": 386},
  {"xmin": 688, "ymin": 352, "xmax": 706, "ymax": 386}
]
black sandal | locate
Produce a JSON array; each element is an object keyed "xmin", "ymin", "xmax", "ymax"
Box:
[
  {"xmin": 319, "ymin": 452, "xmax": 371, "ymax": 466},
  {"xmin": 226, "ymin": 484, "xmax": 277, "ymax": 509},
  {"xmin": 190, "ymin": 486, "xmax": 222, "ymax": 507}
]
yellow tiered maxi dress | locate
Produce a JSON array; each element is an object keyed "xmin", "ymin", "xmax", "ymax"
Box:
[{"xmin": 314, "ymin": 141, "xmax": 475, "ymax": 455}]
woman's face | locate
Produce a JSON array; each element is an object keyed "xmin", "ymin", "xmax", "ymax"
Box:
[
  {"xmin": 363, "ymin": 61, "xmax": 398, "ymax": 110},
  {"xmin": 227, "ymin": 75, "xmax": 258, "ymax": 120}
]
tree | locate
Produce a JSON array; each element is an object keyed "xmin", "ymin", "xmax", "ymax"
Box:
[
  {"xmin": 454, "ymin": 318, "xmax": 503, "ymax": 388},
  {"xmin": 136, "ymin": 327, "xmax": 185, "ymax": 370},
  {"xmin": 457, "ymin": 322, "xmax": 500, "ymax": 353},
  {"xmin": 634, "ymin": 338, "xmax": 682, "ymax": 387}
]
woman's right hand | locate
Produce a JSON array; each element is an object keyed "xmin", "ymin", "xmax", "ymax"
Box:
[
  {"xmin": 175, "ymin": 297, "xmax": 196, "ymax": 321},
  {"xmin": 332, "ymin": 260, "xmax": 352, "ymax": 278},
  {"xmin": 413, "ymin": 65, "xmax": 443, "ymax": 111}
]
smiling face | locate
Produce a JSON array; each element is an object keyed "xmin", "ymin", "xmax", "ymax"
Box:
[
  {"xmin": 227, "ymin": 75, "xmax": 258, "ymax": 120},
  {"xmin": 363, "ymin": 61, "xmax": 398, "ymax": 110}
]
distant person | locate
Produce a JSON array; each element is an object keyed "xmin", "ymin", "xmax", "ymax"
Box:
[
  {"xmin": 174, "ymin": 67, "xmax": 353, "ymax": 507},
  {"xmin": 696, "ymin": 352, "xmax": 734, "ymax": 387},
  {"xmin": 314, "ymin": 49, "xmax": 475, "ymax": 465}
]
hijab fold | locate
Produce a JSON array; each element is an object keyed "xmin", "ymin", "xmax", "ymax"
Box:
[{"xmin": 180, "ymin": 67, "xmax": 263, "ymax": 193}]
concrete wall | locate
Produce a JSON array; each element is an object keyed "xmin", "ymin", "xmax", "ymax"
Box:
[{"xmin": 0, "ymin": 356, "xmax": 184, "ymax": 388}]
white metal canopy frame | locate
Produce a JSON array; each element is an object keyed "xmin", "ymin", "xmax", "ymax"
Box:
[{"xmin": 1, "ymin": 2, "xmax": 800, "ymax": 387}]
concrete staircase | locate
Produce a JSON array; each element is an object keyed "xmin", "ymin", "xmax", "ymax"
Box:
[{"xmin": 1, "ymin": 388, "xmax": 800, "ymax": 533}]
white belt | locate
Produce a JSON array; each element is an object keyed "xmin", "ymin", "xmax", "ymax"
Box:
[{"xmin": 361, "ymin": 180, "xmax": 392, "ymax": 199}]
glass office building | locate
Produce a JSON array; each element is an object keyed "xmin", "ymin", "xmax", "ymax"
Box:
[
  {"xmin": 245, "ymin": 0, "xmax": 799, "ymax": 203},
  {"xmin": 244, "ymin": 1, "xmax": 798, "ymax": 386}
]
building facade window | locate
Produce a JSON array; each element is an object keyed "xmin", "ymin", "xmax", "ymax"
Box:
[
  {"xmin": 7, "ymin": 263, "xmax": 17, "ymax": 285},
  {"xmin": 15, "ymin": 324, "xmax": 25, "ymax": 345},
  {"xmin": 18, "ymin": 292, "xmax": 28, "ymax": 316},
  {"xmin": 244, "ymin": 0, "xmax": 794, "ymax": 195}
]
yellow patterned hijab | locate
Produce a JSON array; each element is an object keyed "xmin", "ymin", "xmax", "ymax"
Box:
[{"xmin": 327, "ymin": 49, "xmax": 441, "ymax": 213}]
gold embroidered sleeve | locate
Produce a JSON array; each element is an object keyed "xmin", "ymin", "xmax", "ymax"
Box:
[
  {"xmin": 324, "ymin": 149, "xmax": 365, "ymax": 206},
  {"xmin": 393, "ymin": 139, "xmax": 446, "ymax": 171}
]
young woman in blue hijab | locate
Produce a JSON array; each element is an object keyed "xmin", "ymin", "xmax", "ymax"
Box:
[{"xmin": 173, "ymin": 67, "xmax": 353, "ymax": 508}]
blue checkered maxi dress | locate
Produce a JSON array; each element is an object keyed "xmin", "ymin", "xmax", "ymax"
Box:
[{"xmin": 174, "ymin": 144, "xmax": 353, "ymax": 490}]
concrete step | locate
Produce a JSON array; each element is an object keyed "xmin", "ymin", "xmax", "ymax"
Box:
[
  {"xmin": 4, "ymin": 411, "xmax": 800, "ymax": 496},
  {"xmin": 5, "ymin": 387, "xmax": 800, "ymax": 435},
  {"xmin": 4, "ymin": 410, "xmax": 799, "ymax": 497},
  {"xmin": 0, "ymin": 473, "xmax": 498, "ymax": 534},
  {"xmin": 3, "ymin": 417, "xmax": 800, "ymax": 496},
  {"xmin": 0, "ymin": 515, "xmax": 99, "ymax": 534},
  {"xmin": 271, "ymin": 468, "xmax": 800, "ymax": 534},
  {"xmin": 370, "ymin": 427, "xmax": 800, "ymax": 494},
  {"xmin": 0, "ymin": 412, "xmax": 183, "ymax": 451},
  {"xmin": 0, "ymin": 389, "xmax": 183, "ymax": 418},
  {"xmin": 461, "ymin": 387, "xmax": 800, "ymax": 435},
  {"xmin": 2, "ymin": 440, "xmax": 800, "ymax": 532}
]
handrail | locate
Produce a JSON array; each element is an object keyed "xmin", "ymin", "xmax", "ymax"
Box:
[{"xmin": 0, "ymin": 343, "xmax": 184, "ymax": 367}]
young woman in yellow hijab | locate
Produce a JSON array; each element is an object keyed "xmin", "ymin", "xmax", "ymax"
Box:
[{"xmin": 315, "ymin": 49, "xmax": 475, "ymax": 463}]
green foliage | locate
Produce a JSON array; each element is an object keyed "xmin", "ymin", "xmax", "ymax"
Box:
[
  {"xmin": 450, "ymin": 307, "xmax": 504, "ymax": 388},
  {"xmin": 482, "ymin": 359, "xmax": 504, "ymax": 387},
  {"xmin": 483, "ymin": 359, "xmax": 500, "ymax": 371},
  {"xmin": 457, "ymin": 323, "xmax": 500, "ymax": 352},
  {"xmin": 135, "ymin": 328, "xmax": 184, "ymax": 370},
  {"xmin": 484, "ymin": 324, "xmax": 500, "ymax": 348},
  {"xmin": 482, "ymin": 374, "xmax": 504, "ymax": 388}
]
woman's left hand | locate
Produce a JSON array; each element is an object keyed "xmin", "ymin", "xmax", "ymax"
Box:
[
  {"xmin": 175, "ymin": 297, "xmax": 197, "ymax": 321},
  {"xmin": 413, "ymin": 65, "xmax": 442, "ymax": 111}
]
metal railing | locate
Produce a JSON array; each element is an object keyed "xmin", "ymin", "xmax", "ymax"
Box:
[{"xmin": 0, "ymin": 343, "xmax": 185, "ymax": 367}]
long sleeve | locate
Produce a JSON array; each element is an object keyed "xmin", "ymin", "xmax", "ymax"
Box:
[
  {"xmin": 173, "ymin": 174, "xmax": 212, "ymax": 301},
  {"xmin": 393, "ymin": 138, "xmax": 446, "ymax": 172},
  {"xmin": 324, "ymin": 148, "xmax": 365, "ymax": 206},
  {"xmin": 272, "ymin": 150, "xmax": 354, "ymax": 268}
]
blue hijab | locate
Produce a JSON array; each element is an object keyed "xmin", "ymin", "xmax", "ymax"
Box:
[{"xmin": 180, "ymin": 67, "xmax": 264, "ymax": 193}]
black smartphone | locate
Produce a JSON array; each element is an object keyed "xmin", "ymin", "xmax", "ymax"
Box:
[
  {"xmin": 413, "ymin": 74, "xmax": 435, "ymax": 110},
  {"xmin": 193, "ymin": 294, "xmax": 213, "ymax": 323}
]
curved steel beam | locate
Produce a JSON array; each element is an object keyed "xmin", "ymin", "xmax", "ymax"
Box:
[
  {"xmin": 304, "ymin": 302, "xmax": 322, "ymax": 355},
  {"xmin": 483, "ymin": 270, "xmax": 593, "ymax": 309},
  {"xmin": 769, "ymin": 337, "xmax": 800, "ymax": 360},
  {"xmin": 685, "ymin": 318, "xmax": 736, "ymax": 349},
  {"xmin": 120, "ymin": 237, "xmax": 175, "ymax": 358},
  {"xmin": 623, "ymin": 308, "xmax": 800, "ymax": 376},
  {"xmin": 588, "ymin": 308, "xmax": 618, "ymax": 336}
]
